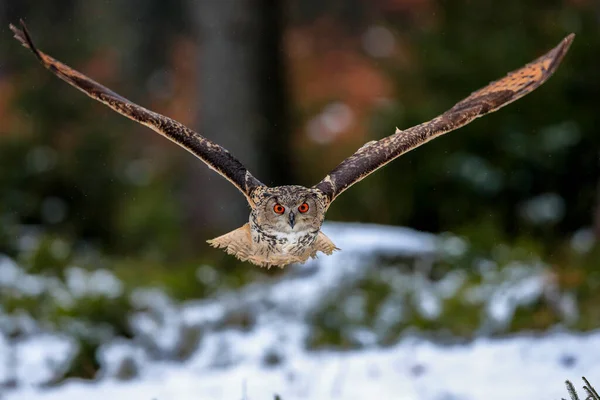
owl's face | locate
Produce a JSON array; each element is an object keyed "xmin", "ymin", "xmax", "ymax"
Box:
[{"xmin": 252, "ymin": 186, "xmax": 326, "ymax": 234}]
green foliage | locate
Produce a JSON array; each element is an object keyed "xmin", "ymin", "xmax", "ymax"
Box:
[
  {"xmin": 307, "ymin": 229, "xmax": 599, "ymax": 349},
  {"xmin": 0, "ymin": 223, "xmax": 269, "ymax": 381}
]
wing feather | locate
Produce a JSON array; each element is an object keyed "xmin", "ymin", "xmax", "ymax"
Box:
[
  {"xmin": 10, "ymin": 20, "xmax": 264, "ymax": 205},
  {"xmin": 314, "ymin": 34, "xmax": 575, "ymax": 204}
]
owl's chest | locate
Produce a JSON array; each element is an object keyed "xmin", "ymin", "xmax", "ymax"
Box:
[{"xmin": 251, "ymin": 227, "xmax": 317, "ymax": 256}]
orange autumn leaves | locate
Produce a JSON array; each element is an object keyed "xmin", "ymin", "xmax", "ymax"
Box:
[{"xmin": 287, "ymin": 19, "xmax": 397, "ymax": 148}]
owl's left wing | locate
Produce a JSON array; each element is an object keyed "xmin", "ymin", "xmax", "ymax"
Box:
[
  {"xmin": 314, "ymin": 33, "xmax": 574, "ymax": 205},
  {"xmin": 10, "ymin": 20, "xmax": 265, "ymax": 206}
]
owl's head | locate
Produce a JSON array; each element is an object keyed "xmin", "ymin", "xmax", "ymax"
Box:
[{"xmin": 251, "ymin": 186, "xmax": 327, "ymax": 233}]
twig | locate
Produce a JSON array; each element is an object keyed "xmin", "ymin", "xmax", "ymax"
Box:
[{"xmin": 563, "ymin": 377, "xmax": 599, "ymax": 400}]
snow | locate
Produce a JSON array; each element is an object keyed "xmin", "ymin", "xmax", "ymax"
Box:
[
  {"xmin": 0, "ymin": 222, "xmax": 596, "ymax": 400},
  {"xmin": 5, "ymin": 330, "xmax": 599, "ymax": 400},
  {"xmin": 0, "ymin": 333, "xmax": 76, "ymax": 388},
  {"xmin": 14, "ymin": 335, "xmax": 76, "ymax": 386}
]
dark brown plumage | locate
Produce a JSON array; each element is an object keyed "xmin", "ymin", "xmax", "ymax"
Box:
[
  {"xmin": 9, "ymin": 20, "xmax": 264, "ymax": 206},
  {"xmin": 9, "ymin": 19, "xmax": 574, "ymax": 267},
  {"xmin": 314, "ymin": 33, "xmax": 575, "ymax": 203}
]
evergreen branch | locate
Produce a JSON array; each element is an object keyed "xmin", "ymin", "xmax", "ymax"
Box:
[
  {"xmin": 564, "ymin": 379, "xmax": 581, "ymax": 400},
  {"xmin": 582, "ymin": 377, "xmax": 600, "ymax": 400},
  {"xmin": 563, "ymin": 377, "xmax": 599, "ymax": 400}
]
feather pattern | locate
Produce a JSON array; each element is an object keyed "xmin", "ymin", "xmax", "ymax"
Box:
[
  {"xmin": 314, "ymin": 34, "xmax": 575, "ymax": 204},
  {"xmin": 9, "ymin": 20, "xmax": 264, "ymax": 206}
]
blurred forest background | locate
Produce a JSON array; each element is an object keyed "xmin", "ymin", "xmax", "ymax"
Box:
[{"xmin": 1, "ymin": 0, "xmax": 600, "ymax": 383}]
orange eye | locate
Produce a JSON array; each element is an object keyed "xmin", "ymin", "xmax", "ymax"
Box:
[
  {"xmin": 298, "ymin": 202, "xmax": 309, "ymax": 213},
  {"xmin": 273, "ymin": 204, "xmax": 285, "ymax": 214}
]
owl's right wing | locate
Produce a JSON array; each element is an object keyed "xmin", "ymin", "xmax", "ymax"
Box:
[
  {"xmin": 10, "ymin": 20, "xmax": 265, "ymax": 206},
  {"xmin": 314, "ymin": 33, "xmax": 574, "ymax": 205}
]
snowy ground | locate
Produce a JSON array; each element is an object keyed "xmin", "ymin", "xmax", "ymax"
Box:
[
  {"xmin": 6, "ymin": 328, "xmax": 599, "ymax": 400},
  {"xmin": 1, "ymin": 222, "xmax": 597, "ymax": 400}
]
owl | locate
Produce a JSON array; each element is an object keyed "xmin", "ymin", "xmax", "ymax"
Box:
[{"xmin": 10, "ymin": 20, "xmax": 574, "ymax": 268}]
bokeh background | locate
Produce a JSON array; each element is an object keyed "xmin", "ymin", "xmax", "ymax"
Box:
[{"xmin": 0, "ymin": 0, "xmax": 599, "ymax": 397}]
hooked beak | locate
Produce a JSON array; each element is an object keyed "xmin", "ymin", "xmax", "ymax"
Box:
[{"xmin": 288, "ymin": 212, "xmax": 296, "ymax": 229}]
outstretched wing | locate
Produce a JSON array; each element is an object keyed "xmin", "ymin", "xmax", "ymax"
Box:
[
  {"xmin": 314, "ymin": 34, "xmax": 575, "ymax": 204},
  {"xmin": 10, "ymin": 20, "xmax": 265, "ymax": 205}
]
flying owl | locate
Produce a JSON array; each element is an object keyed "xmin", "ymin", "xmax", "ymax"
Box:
[{"xmin": 10, "ymin": 21, "xmax": 574, "ymax": 268}]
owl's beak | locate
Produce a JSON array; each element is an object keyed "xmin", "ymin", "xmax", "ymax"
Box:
[{"xmin": 288, "ymin": 212, "xmax": 296, "ymax": 229}]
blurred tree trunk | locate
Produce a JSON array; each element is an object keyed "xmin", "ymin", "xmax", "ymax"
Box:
[
  {"xmin": 594, "ymin": 183, "xmax": 600, "ymax": 239},
  {"xmin": 0, "ymin": 1, "xmax": 5, "ymax": 77},
  {"xmin": 185, "ymin": 0, "xmax": 291, "ymax": 239}
]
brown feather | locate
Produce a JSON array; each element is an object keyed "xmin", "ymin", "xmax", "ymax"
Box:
[
  {"xmin": 314, "ymin": 34, "xmax": 575, "ymax": 204},
  {"xmin": 314, "ymin": 231, "xmax": 339, "ymax": 255},
  {"xmin": 9, "ymin": 20, "xmax": 264, "ymax": 205},
  {"xmin": 207, "ymin": 222, "xmax": 339, "ymax": 268}
]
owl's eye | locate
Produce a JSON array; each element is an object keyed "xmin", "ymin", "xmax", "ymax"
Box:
[
  {"xmin": 273, "ymin": 204, "xmax": 285, "ymax": 214},
  {"xmin": 298, "ymin": 202, "xmax": 309, "ymax": 213}
]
